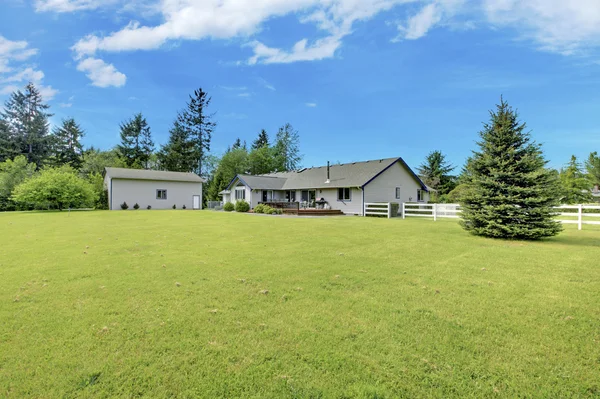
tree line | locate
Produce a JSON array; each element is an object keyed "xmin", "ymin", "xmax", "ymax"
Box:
[
  {"xmin": 417, "ymin": 144, "xmax": 600, "ymax": 205},
  {"xmin": 0, "ymin": 82, "xmax": 302, "ymax": 211}
]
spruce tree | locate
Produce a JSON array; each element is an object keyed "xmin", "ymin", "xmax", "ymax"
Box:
[
  {"xmin": 559, "ymin": 155, "xmax": 592, "ymax": 204},
  {"xmin": 252, "ymin": 129, "xmax": 269, "ymax": 149},
  {"xmin": 117, "ymin": 113, "xmax": 153, "ymax": 169},
  {"xmin": 460, "ymin": 99, "xmax": 562, "ymax": 239},
  {"xmin": 157, "ymin": 119, "xmax": 197, "ymax": 172},
  {"xmin": 418, "ymin": 150, "xmax": 456, "ymax": 195},
  {"xmin": 52, "ymin": 118, "xmax": 85, "ymax": 169},
  {"xmin": 0, "ymin": 83, "xmax": 53, "ymax": 167},
  {"xmin": 179, "ymin": 88, "xmax": 216, "ymax": 176}
]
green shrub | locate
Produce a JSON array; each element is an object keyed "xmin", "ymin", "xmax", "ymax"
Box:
[
  {"xmin": 223, "ymin": 202, "xmax": 234, "ymax": 212},
  {"xmin": 172, "ymin": 204, "xmax": 177, "ymax": 209},
  {"xmin": 11, "ymin": 165, "xmax": 95, "ymax": 211},
  {"xmin": 182, "ymin": 205, "xmax": 186, "ymax": 210},
  {"xmin": 254, "ymin": 204, "xmax": 265, "ymax": 214},
  {"xmin": 265, "ymin": 206, "xmax": 274, "ymax": 215},
  {"xmin": 121, "ymin": 202, "xmax": 129, "ymax": 210},
  {"xmin": 235, "ymin": 200, "xmax": 250, "ymax": 213},
  {"xmin": 133, "ymin": 203, "xmax": 140, "ymax": 210},
  {"xmin": 147, "ymin": 205, "xmax": 152, "ymax": 210}
]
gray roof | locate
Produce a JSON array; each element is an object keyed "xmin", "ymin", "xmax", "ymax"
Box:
[
  {"xmin": 236, "ymin": 175, "xmax": 288, "ymax": 190},
  {"xmin": 104, "ymin": 167, "xmax": 205, "ymax": 183},
  {"xmin": 227, "ymin": 157, "xmax": 427, "ymax": 191}
]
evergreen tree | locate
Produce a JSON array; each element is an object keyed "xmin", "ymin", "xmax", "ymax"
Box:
[
  {"xmin": 0, "ymin": 83, "xmax": 53, "ymax": 167},
  {"xmin": 0, "ymin": 119, "xmax": 19, "ymax": 163},
  {"xmin": 585, "ymin": 151, "xmax": 600, "ymax": 188},
  {"xmin": 117, "ymin": 113, "xmax": 153, "ymax": 169},
  {"xmin": 273, "ymin": 123, "xmax": 301, "ymax": 172},
  {"xmin": 232, "ymin": 138, "xmax": 242, "ymax": 150},
  {"xmin": 417, "ymin": 150, "xmax": 456, "ymax": 195},
  {"xmin": 460, "ymin": 98, "xmax": 562, "ymax": 239},
  {"xmin": 179, "ymin": 88, "xmax": 216, "ymax": 176},
  {"xmin": 559, "ymin": 155, "xmax": 592, "ymax": 204},
  {"xmin": 52, "ymin": 118, "xmax": 85, "ymax": 169},
  {"xmin": 252, "ymin": 129, "xmax": 269, "ymax": 149},
  {"xmin": 157, "ymin": 119, "xmax": 197, "ymax": 172}
]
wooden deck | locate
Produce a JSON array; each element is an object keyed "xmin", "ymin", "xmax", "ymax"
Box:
[{"xmin": 297, "ymin": 209, "xmax": 344, "ymax": 216}]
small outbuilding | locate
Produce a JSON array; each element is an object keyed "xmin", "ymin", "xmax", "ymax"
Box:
[{"xmin": 103, "ymin": 167, "xmax": 205, "ymax": 210}]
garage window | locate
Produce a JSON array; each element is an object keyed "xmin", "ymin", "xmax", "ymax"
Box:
[{"xmin": 157, "ymin": 189, "xmax": 167, "ymax": 200}]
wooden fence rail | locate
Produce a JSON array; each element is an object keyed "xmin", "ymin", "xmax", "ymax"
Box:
[{"xmin": 555, "ymin": 205, "xmax": 600, "ymax": 230}]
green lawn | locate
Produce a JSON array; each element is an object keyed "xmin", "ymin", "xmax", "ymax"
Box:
[{"xmin": 1, "ymin": 211, "xmax": 599, "ymax": 398}]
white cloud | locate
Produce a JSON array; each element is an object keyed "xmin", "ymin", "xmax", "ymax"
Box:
[
  {"xmin": 39, "ymin": 85, "xmax": 59, "ymax": 100},
  {"xmin": 257, "ymin": 77, "xmax": 276, "ymax": 91},
  {"xmin": 394, "ymin": 3, "xmax": 442, "ymax": 41},
  {"xmin": 0, "ymin": 37, "xmax": 58, "ymax": 100},
  {"xmin": 69, "ymin": 1, "xmax": 416, "ymax": 69},
  {"xmin": 237, "ymin": 92, "xmax": 251, "ymax": 97},
  {"xmin": 75, "ymin": 57, "xmax": 126, "ymax": 87},
  {"xmin": 35, "ymin": 0, "xmax": 118, "ymax": 13},
  {"xmin": 306, "ymin": 102, "xmax": 317, "ymax": 107},
  {"xmin": 62, "ymin": 0, "xmax": 600, "ymax": 86},
  {"xmin": 59, "ymin": 102, "xmax": 73, "ymax": 108},
  {"xmin": 483, "ymin": 0, "xmax": 600, "ymax": 55}
]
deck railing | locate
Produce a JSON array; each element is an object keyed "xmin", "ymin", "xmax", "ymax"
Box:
[{"xmin": 259, "ymin": 201, "xmax": 300, "ymax": 215}]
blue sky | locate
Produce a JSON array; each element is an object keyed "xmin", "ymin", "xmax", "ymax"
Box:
[{"xmin": 1, "ymin": 0, "xmax": 600, "ymax": 171}]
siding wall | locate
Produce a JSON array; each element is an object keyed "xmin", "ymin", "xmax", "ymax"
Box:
[
  {"xmin": 364, "ymin": 161, "xmax": 428, "ymax": 205},
  {"xmin": 316, "ymin": 188, "xmax": 363, "ymax": 215},
  {"xmin": 109, "ymin": 178, "xmax": 202, "ymax": 210}
]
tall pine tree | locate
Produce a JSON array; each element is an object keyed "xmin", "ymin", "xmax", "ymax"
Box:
[
  {"xmin": 157, "ymin": 119, "xmax": 197, "ymax": 172},
  {"xmin": 0, "ymin": 83, "xmax": 53, "ymax": 167},
  {"xmin": 52, "ymin": 118, "xmax": 85, "ymax": 169},
  {"xmin": 252, "ymin": 129, "xmax": 269, "ymax": 149},
  {"xmin": 179, "ymin": 88, "xmax": 216, "ymax": 176},
  {"xmin": 117, "ymin": 113, "xmax": 153, "ymax": 169},
  {"xmin": 460, "ymin": 98, "xmax": 562, "ymax": 239}
]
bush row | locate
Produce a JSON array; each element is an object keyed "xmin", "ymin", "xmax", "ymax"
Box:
[{"xmin": 254, "ymin": 204, "xmax": 283, "ymax": 215}]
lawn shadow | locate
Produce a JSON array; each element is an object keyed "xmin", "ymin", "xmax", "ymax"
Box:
[{"xmin": 545, "ymin": 234, "xmax": 600, "ymax": 248}]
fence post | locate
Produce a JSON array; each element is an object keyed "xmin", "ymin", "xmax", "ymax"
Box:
[
  {"xmin": 388, "ymin": 202, "xmax": 391, "ymax": 219},
  {"xmin": 433, "ymin": 203, "xmax": 437, "ymax": 222},
  {"xmin": 363, "ymin": 202, "xmax": 366, "ymax": 217},
  {"xmin": 402, "ymin": 203, "xmax": 406, "ymax": 219},
  {"xmin": 578, "ymin": 204, "xmax": 583, "ymax": 231}
]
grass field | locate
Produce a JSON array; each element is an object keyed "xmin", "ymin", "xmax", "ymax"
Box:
[{"xmin": 1, "ymin": 211, "xmax": 599, "ymax": 398}]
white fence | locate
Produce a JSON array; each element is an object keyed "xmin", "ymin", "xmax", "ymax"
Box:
[
  {"xmin": 364, "ymin": 203, "xmax": 393, "ymax": 218},
  {"xmin": 402, "ymin": 203, "xmax": 461, "ymax": 221},
  {"xmin": 555, "ymin": 205, "xmax": 600, "ymax": 230},
  {"xmin": 207, "ymin": 201, "xmax": 223, "ymax": 210}
]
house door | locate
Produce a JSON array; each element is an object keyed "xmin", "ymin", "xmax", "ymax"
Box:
[{"xmin": 193, "ymin": 195, "xmax": 201, "ymax": 210}]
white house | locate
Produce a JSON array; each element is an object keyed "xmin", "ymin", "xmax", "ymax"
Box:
[
  {"xmin": 103, "ymin": 168, "xmax": 205, "ymax": 210},
  {"xmin": 220, "ymin": 157, "xmax": 429, "ymax": 215}
]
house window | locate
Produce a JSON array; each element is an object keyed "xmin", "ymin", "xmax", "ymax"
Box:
[
  {"xmin": 417, "ymin": 189, "xmax": 426, "ymax": 202},
  {"xmin": 395, "ymin": 187, "xmax": 401, "ymax": 199},
  {"xmin": 235, "ymin": 187, "xmax": 246, "ymax": 201},
  {"xmin": 338, "ymin": 188, "xmax": 351, "ymax": 201},
  {"xmin": 157, "ymin": 189, "xmax": 167, "ymax": 200}
]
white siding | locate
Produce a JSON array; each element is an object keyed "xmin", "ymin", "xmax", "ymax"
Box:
[
  {"xmin": 318, "ymin": 188, "xmax": 363, "ymax": 215},
  {"xmin": 363, "ymin": 161, "xmax": 427, "ymax": 206},
  {"xmin": 109, "ymin": 179, "xmax": 202, "ymax": 210}
]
